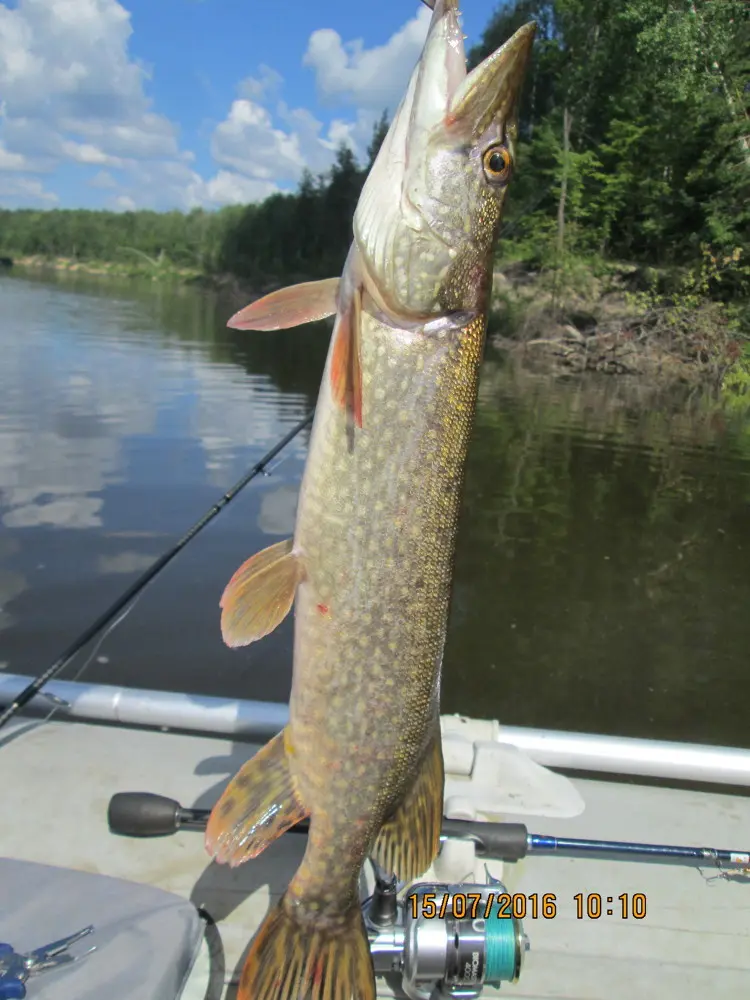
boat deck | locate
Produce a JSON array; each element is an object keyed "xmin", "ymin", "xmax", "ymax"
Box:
[{"xmin": 2, "ymin": 716, "xmax": 749, "ymax": 999}]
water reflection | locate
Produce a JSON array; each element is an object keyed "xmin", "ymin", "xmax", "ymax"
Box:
[
  {"xmin": 444, "ymin": 364, "xmax": 750, "ymax": 748},
  {"xmin": 257, "ymin": 485, "xmax": 300, "ymax": 537},
  {"xmin": 0, "ymin": 272, "xmax": 312, "ymax": 694},
  {"xmin": 1, "ymin": 271, "xmax": 749, "ymax": 748},
  {"xmin": 97, "ymin": 552, "xmax": 159, "ymax": 575}
]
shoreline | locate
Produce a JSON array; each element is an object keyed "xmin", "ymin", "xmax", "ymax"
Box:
[
  {"xmin": 7, "ymin": 255, "xmax": 267, "ymax": 308},
  {"xmin": 6, "ymin": 255, "xmax": 746, "ymax": 390},
  {"xmin": 7, "ymin": 255, "xmax": 203, "ymax": 282},
  {"xmin": 486, "ymin": 260, "xmax": 746, "ymax": 389}
]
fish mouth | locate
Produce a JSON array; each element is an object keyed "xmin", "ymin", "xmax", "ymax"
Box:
[
  {"xmin": 446, "ymin": 19, "xmax": 536, "ymax": 141},
  {"xmin": 397, "ymin": 1, "xmax": 535, "ymax": 245},
  {"xmin": 417, "ymin": 1, "xmax": 536, "ymax": 139},
  {"xmin": 415, "ymin": 0, "xmax": 467, "ymax": 120},
  {"xmin": 352, "ymin": 0, "xmax": 468, "ymax": 310},
  {"xmin": 352, "ymin": 3, "xmax": 536, "ymax": 321},
  {"xmin": 415, "ymin": 0, "xmax": 535, "ymax": 122}
]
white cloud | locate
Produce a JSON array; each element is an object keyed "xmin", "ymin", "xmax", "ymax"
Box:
[
  {"xmin": 113, "ymin": 193, "xmax": 136, "ymax": 211},
  {"xmin": 239, "ymin": 65, "xmax": 283, "ymax": 103},
  {"xmin": 205, "ymin": 88, "xmax": 375, "ymax": 195},
  {"xmin": 0, "ymin": 0, "xmax": 178, "ymax": 147},
  {"xmin": 0, "ymin": 0, "xmax": 183, "ymax": 205},
  {"xmin": 188, "ymin": 8, "xmax": 431, "ymax": 204},
  {"xmin": 303, "ymin": 6, "xmax": 430, "ymax": 111},
  {"xmin": 277, "ymin": 102, "xmax": 365, "ymax": 163},
  {"xmin": 61, "ymin": 139, "xmax": 124, "ymax": 166},
  {"xmin": 211, "ymin": 98, "xmax": 303, "ymax": 183},
  {"xmin": 0, "ymin": 1, "xmax": 427, "ymax": 210},
  {"xmin": 193, "ymin": 170, "xmax": 278, "ymax": 207},
  {"xmin": 0, "ymin": 175, "xmax": 57, "ymax": 204},
  {"xmin": 326, "ymin": 118, "xmax": 358, "ymax": 150},
  {"xmin": 198, "ymin": 5, "xmax": 429, "ymax": 192},
  {"xmin": 62, "ymin": 114, "xmax": 179, "ymax": 158},
  {"xmin": 88, "ymin": 169, "xmax": 117, "ymax": 188},
  {"xmin": 0, "ymin": 0, "xmax": 311, "ymax": 209},
  {"xmin": 99, "ymin": 158, "xmax": 277, "ymax": 212},
  {"xmin": 0, "ymin": 142, "xmax": 26, "ymax": 170}
]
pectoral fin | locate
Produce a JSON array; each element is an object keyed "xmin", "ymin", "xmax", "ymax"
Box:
[
  {"xmin": 372, "ymin": 723, "xmax": 444, "ymax": 882},
  {"xmin": 206, "ymin": 728, "xmax": 309, "ymax": 866},
  {"xmin": 227, "ymin": 278, "xmax": 340, "ymax": 331},
  {"xmin": 220, "ymin": 538, "xmax": 302, "ymax": 648},
  {"xmin": 330, "ymin": 284, "xmax": 363, "ymax": 431}
]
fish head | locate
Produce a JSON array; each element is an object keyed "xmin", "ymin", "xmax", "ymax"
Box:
[{"xmin": 353, "ymin": 1, "xmax": 535, "ymax": 321}]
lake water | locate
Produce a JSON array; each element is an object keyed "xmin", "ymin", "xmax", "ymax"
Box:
[{"xmin": 1, "ymin": 270, "xmax": 749, "ymax": 749}]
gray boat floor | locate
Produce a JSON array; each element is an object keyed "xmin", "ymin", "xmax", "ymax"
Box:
[{"xmin": 2, "ymin": 717, "xmax": 749, "ymax": 999}]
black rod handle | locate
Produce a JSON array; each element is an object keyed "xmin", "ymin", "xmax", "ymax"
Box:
[
  {"xmin": 108, "ymin": 791, "xmax": 311, "ymax": 838},
  {"xmin": 442, "ymin": 819, "xmax": 529, "ymax": 860},
  {"xmin": 107, "ymin": 792, "xmax": 530, "ymax": 859},
  {"xmin": 108, "ymin": 792, "xmax": 182, "ymax": 837}
]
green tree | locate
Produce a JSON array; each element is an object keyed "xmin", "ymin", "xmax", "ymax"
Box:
[
  {"xmin": 469, "ymin": 0, "xmax": 748, "ymax": 288},
  {"xmin": 367, "ymin": 111, "xmax": 390, "ymax": 166}
]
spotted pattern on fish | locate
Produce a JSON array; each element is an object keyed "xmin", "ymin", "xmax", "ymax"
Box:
[{"xmin": 284, "ymin": 280, "xmax": 493, "ymax": 924}]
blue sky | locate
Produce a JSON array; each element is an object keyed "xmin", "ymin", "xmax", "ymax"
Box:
[{"xmin": 0, "ymin": 0, "xmax": 502, "ymax": 212}]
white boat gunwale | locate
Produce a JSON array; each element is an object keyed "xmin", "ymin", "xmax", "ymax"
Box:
[{"xmin": 2, "ymin": 671, "xmax": 749, "ymax": 789}]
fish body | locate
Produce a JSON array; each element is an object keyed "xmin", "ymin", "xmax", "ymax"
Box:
[
  {"xmin": 285, "ymin": 299, "xmax": 485, "ymax": 908},
  {"xmin": 206, "ymin": 4, "xmax": 535, "ymax": 999}
]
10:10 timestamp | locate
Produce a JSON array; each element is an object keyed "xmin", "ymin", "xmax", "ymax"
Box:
[{"xmin": 574, "ymin": 893, "xmax": 647, "ymax": 919}]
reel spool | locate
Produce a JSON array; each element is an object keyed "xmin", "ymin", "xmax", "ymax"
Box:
[{"xmin": 365, "ymin": 872, "xmax": 529, "ymax": 1000}]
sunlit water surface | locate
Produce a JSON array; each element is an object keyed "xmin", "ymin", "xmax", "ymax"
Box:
[{"xmin": 1, "ymin": 271, "xmax": 749, "ymax": 749}]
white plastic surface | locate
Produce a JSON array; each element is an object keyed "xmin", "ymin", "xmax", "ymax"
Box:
[{"xmin": 443, "ymin": 733, "xmax": 585, "ymax": 820}]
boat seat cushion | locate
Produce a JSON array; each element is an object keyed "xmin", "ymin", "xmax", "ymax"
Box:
[{"xmin": 0, "ymin": 858, "xmax": 204, "ymax": 1000}]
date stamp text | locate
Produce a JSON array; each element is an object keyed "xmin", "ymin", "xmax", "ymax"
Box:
[{"xmin": 408, "ymin": 892, "xmax": 647, "ymax": 920}]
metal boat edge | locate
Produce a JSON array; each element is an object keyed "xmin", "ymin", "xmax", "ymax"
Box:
[{"xmin": 2, "ymin": 672, "xmax": 749, "ymax": 788}]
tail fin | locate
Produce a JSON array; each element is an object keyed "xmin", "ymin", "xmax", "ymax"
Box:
[{"xmin": 238, "ymin": 896, "xmax": 375, "ymax": 1000}]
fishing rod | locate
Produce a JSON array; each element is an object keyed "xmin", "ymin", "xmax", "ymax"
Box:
[
  {"xmin": 108, "ymin": 791, "xmax": 750, "ymax": 1000},
  {"xmin": 107, "ymin": 792, "xmax": 750, "ymax": 871},
  {"xmin": 0, "ymin": 411, "xmax": 315, "ymax": 733}
]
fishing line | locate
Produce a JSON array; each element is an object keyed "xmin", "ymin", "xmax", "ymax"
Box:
[
  {"xmin": 34, "ymin": 598, "xmax": 141, "ymax": 731},
  {"xmin": 0, "ymin": 409, "xmax": 315, "ymax": 732},
  {"xmin": 260, "ymin": 451, "xmax": 294, "ymax": 478}
]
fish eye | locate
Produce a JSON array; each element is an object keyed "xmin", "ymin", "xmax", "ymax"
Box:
[{"xmin": 482, "ymin": 144, "xmax": 512, "ymax": 184}]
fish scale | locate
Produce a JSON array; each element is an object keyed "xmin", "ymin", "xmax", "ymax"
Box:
[{"xmin": 287, "ymin": 315, "xmax": 486, "ymax": 909}]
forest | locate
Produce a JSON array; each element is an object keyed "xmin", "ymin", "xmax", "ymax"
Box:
[{"xmin": 1, "ymin": 0, "xmax": 748, "ymax": 341}]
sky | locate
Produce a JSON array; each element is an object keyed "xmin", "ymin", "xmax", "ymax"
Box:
[{"xmin": 0, "ymin": 0, "xmax": 502, "ymax": 213}]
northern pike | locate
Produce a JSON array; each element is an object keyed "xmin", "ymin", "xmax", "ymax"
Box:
[{"xmin": 205, "ymin": 4, "xmax": 535, "ymax": 998}]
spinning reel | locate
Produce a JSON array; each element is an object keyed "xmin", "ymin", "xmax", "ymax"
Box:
[{"xmin": 363, "ymin": 867, "xmax": 528, "ymax": 1000}]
